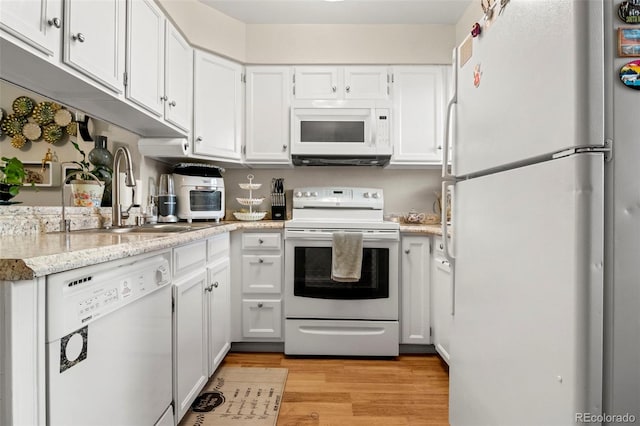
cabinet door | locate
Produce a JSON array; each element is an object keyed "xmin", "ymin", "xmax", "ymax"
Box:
[
  {"xmin": 390, "ymin": 66, "xmax": 448, "ymax": 165},
  {"xmin": 63, "ymin": 0, "xmax": 125, "ymax": 93},
  {"xmin": 207, "ymin": 258, "xmax": 230, "ymax": 376},
  {"xmin": 241, "ymin": 254, "xmax": 282, "ymax": 293},
  {"xmin": 245, "ymin": 66, "xmax": 291, "ymax": 164},
  {"xmin": 242, "ymin": 299, "xmax": 282, "ymax": 339},
  {"xmin": 193, "ymin": 50, "xmax": 243, "ymax": 161},
  {"xmin": 431, "ymin": 238, "xmax": 453, "ymax": 364},
  {"xmin": 126, "ymin": 0, "xmax": 164, "ymax": 116},
  {"xmin": 164, "ymin": 22, "xmax": 192, "ymax": 133},
  {"xmin": 0, "ymin": 0, "xmax": 62, "ymax": 57},
  {"xmin": 294, "ymin": 66, "xmax": 339, "ymax": 100},
  {"xmin": 344, "ymin": 66, "xmax": 389, "ymax": 100},
  {"xmin": 173, "ymin": 271, "xmax": 208, "ymax": 422},
  {"xmin": 400, "ymin": 236, "xmax": 431, "ymax": 344}
]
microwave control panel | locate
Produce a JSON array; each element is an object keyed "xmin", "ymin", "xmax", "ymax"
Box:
[{"xmin": 376, "ymin": 109, "xmax": 390, "ymax": 145}]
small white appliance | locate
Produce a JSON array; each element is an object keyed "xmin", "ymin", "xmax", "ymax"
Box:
[
  {"xmin": 172, "ymin": 163, "xmax": 225, "ymax": 222},
  {"xmin": 443, "ymin": 1, "xmax": 638, "ymax": 424},
  {"xmin": 284, "ymin": 187, "xmax": 400, "ymax": 356},
  {"xmin": 291, "ymin": 100, "xmax": 392, "ymax": 166},
  {"xmin": 46, "ymin": 252, "xmax": 173, "ymax": 426}
]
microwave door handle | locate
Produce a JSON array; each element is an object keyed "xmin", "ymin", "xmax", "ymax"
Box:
[{"xmin": 370, "ymin": 109, "xmax": 376, "ymax": 146}]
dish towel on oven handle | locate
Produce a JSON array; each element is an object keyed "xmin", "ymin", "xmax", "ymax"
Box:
[{"xmin": 331, "ymin": 231, "xmax": 363, "ymax": 282}]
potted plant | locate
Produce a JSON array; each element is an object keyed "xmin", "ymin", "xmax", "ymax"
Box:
[
  {"xmin": 69, "ymin": 140, "xmax": 105, "ymax": 207},
  {"xmin": 0, "ymin": 157, "xmax": 27, "ymax": 202}
]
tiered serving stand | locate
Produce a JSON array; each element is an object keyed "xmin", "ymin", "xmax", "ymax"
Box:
[{"xmin": 233, "ymin": 174, "xmax": 267, "ymax": 221}]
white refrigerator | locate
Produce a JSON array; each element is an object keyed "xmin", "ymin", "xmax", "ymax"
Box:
[{"xmin": 443, "ymin": 1, "xmax": 639, "ymax": 425}]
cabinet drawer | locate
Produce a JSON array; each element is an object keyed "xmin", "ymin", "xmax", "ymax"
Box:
[
  {"xmin": 242, "ymin": 299, "xmax": 282, "ymax": 339},
  {"xmin": 173, "ymin": 241, "xmax": 206, "ymax": 278},
  {"xmin": 241, "ymin": 255, "xmax": 282, "ymax": 293},
  {"xmin": 242, "ymin": 233, "xmax": 281, "ymax": 250},
  {"xmin": 207, "ymin": 233, "xmax": 230, "ymax": 263}
]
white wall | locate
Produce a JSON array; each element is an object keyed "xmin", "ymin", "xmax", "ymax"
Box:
[
  {"xmin": 455, "ymin": 1, "xmax": 483, "ymax": 45},
  {"xmin": 157, "ymin": 0, "xmax": 247, "ymax": 62},
  {"xmin": 0, "ymin": 81, "xmax": 168, "ymax": 206},
  {"xmin": 245, "ymin": 24, "xmax": 455, "ymax": 64},
  {"xmin": 224, "ymin": 167, "xmax": 443, "ymax": 218},
  {"xmin": 157, "ymin": 1, "xmax": 457, "ymax": 65}
]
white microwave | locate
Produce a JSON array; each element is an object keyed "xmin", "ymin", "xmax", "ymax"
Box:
[{"xmin": 291, "ymin": 100, "xmax": 392, "ymax": 166}]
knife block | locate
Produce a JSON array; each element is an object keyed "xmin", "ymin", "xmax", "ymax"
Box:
[{"xmin": 271, "ymin": 204, "xmax": 286, "ymax": 220}]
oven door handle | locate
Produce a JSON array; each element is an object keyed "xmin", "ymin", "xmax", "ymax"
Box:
[{"xmin": 285, "ymin": 230, "xmax": 399, "ymax": 241}]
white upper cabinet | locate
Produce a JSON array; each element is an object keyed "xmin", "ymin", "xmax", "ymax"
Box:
[
  {"xmin": 63, "ymin": 0, "xmax": 125, "ymax": 94},
  {"xmin": 193, "ymin": 50, "xmax": 243, "ymax": 161},
  {"xmin": 126, "ymin": 0, "xmax": 164, "ymax": 116},
  {"xmin": 389, "ymin": 65, "xmax": 448, "ymax": 166},
  {"xmin": 294, "ymin": 66, "xmax": 339, "ymax": 100},
  {"xmin": 164, "ymin": 22, "xmax": 192, "ymax": 133},
  {"xmin": 294, "ymin": 66, "xmax": 389, "ymax": 100},
  {"xmin": 0, "ymin": 0, "xmax": 63, "ymax": 57},
  {"xmin": 245, "ymin": 66, "xmax": 291, "ymax": 164},
  {"xmin": 343, "ymin": 66, "xmax": 389, "ymax": 100}
]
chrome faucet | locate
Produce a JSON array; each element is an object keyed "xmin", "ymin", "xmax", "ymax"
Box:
[{"xmin": 112, "ymin": 146, "xmax": 136, "ymax": 228}]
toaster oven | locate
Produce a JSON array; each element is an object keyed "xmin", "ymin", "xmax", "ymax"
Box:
[{"xmin": 172, "ymin": 163, "xmax": 225, "ymax": 222}]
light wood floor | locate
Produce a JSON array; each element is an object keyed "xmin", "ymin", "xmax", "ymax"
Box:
[{"xmin": 221, "ymin": 352, "xmax": 450, "ymax": 426}]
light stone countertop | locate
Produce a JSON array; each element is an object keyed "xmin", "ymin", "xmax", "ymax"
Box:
[
  {"xmin": 0, "ymin": 221, "xmax": 283, "ymax": 281},
  {"xmin": 0, "ymin": 211, "xmax": 445, "ymax": 281}
]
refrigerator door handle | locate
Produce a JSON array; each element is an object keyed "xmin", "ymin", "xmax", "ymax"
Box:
[
  {"xmin": 442, "ymin": 48, "xmax": 458, "ymax": 179},
  {"xmin": 441, "ymin": 180, "xmax": 455, "ymax": 262}
]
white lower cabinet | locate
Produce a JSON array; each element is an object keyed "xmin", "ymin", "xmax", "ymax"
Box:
[
  {"xmin": 173, "ymin": 269, "xmax": 208, "ymax": 423},
  {"xmin": 400, "ymin": 235, "xmax": 431, "ymax": 344},
  {"xmin": 207, "ymin": 256, "xmax": 231, "ymax": 376},
  {"xmin": 431, "ymin": 237, "xmax": 453, "ymax": 364},
  {"xmin": 231, "ymin": 230, "xmax": 284, "ymax": 342},
  {"xmin": 173, "ymin": 234, "xmax": 230, "ymax": 424}
]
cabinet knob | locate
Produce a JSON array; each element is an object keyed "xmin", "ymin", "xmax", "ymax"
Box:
[
  {"xmin": 258, "ymin": 258, "xmax": 264, "ymax": 264},
  {"xmin": 72, "ymin": 33, "xmax": 86, "ymax": 43},
  {"xmin": 345, "ymin": 85, "xmax": 351, "ymax": 93},
  {"xmin": 404, "ymin": 249, "xmax": 411, "ymax": 254},
  {"xmin": 196, "ymin": 136, "xmax": 203, "ymax": 142},
  {"xmin": 204, "ymin": 284, "xmax": 211, "ymax": 292},
  {"xmin": 282, "ymin": 144, "xmax": 287, "ymax": 151},
  {"xmin": 257, "ymin": 302, "xmax": 264, "ymax": 308},
  {"xmin": 213, "ymin": 281, "xmax": 219, "ymax": 288},
  {"xmin": 332, "ymin": 85, "xmax": 337, "ymax": 93},
  {"xmin": 258, "ymin": 238, "xmax": 264, "ymax": 244},
  {"xmin": 437, "ymin": 145, "xmax": 443, "ymax": 150},
  {"xmin": 160, "ymin": 95, "xmax": 168, "ymax": 101},
  {"xmin": 47, "ymin": 17, "xmax": 61, "ymax": 28},
  {"xmin": 169, "ymin": 101, "xmax": 176, "ymax": 107}
]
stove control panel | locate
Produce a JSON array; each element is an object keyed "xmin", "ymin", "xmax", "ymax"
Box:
[{"xmin": 292, "ymin": 187, "xmax": 384, "ymax": 210}]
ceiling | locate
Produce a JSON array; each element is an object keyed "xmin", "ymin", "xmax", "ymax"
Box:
[{"xmin": 197, "ymin": 0, "xmax": 473, "ymax": 25}]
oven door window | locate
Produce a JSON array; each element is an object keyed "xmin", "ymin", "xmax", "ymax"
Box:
[
  {"xmin": 300, "ymin": 121, "xmax": 365, "ymax": 143},
  {"xmin": 293, "ymin": 247, "xmax": 389, "ymax": 299},
  {"xmin": 189, "ymin": 190, "xmax": 222, "ymax": 211}
]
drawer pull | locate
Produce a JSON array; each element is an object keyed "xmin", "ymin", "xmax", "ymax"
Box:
[
  {"xmin": 48, "ymin": 17, "xmax": 61, "ymax": 28},
  {"xmin": 404, "ymin": 249, "xmax": 410, "ymax": 254},
  {"xmin": 72, "ymin": 33, "xmax": 85, "ymax": 42},
  {"xmin": 257, "ymin": 302, "xmax": 264, "ymax": 308},
  {"xmin": 258, "ymin": 238, "xmax": 264, "ymax": 244},
  {"xmin": 258, "ymin": 258, "xmax": 264, "ymax": 264},
  {"xmin": 212, "ymin": 281, "xmax": 219, "ymax": 288}
]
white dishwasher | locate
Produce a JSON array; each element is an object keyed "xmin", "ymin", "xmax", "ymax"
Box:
[{"xmin": 46, "ymin": 251, "xmax": 174, "ymax": 426}]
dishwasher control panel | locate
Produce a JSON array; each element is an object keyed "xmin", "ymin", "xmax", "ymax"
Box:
[{"xmin": 47, "ymin": 251, "xmax": 171, "ymax": 340}]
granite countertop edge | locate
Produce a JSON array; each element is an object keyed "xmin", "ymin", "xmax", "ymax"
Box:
[
  {"xmin": 1, "ymin": 221, "xmax": 444, "ymax": 281},
  {"xmin": 0, "ymin": 221, "xmax": 283, "ymax": 281}
]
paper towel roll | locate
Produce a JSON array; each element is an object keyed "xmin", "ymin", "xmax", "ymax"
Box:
[{"xmin": 138, "ymin": 138, "xmax": 189, "ymax": 157}]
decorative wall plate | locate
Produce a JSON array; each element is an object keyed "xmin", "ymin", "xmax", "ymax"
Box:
[
  {"xmin": 1, "ymin": 114, "xmax": 27, "ymax": 137},
  {"xmin": 11, "ymin": 134, "xmax": 27, "ymax": 149},
  {"xmin": 22, "ymin": 122, "xmax": 42, "ymax": 141},
  {"xmin": 31, "ymin": 102, "xmax": 56, "ymax": 125},
  {"xmin": 12, "ymin": 96, "xmax": 34, "ymax": 117},
  {"xmin": 54, "ymin": 109, "xmax": 72, "ymax": 126},
  {"xmin": 42, "ymin": 123, "xmax": 63, "ymax": 144}
]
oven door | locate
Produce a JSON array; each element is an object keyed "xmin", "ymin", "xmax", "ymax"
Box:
[{"xmin": 284, "ymin": 229, "xmax": 399, "ymax": 320}]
